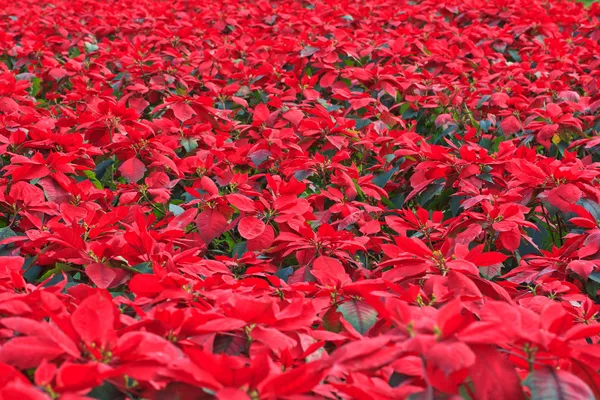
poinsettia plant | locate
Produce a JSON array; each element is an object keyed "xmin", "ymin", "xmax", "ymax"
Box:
[{"xmin": 1, "ymin": 0, "xmax": 600, "ymax": 398}]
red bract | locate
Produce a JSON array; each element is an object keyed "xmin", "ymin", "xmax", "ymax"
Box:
[{"xmin": 0, "ymin": 0, "xmax": 600, "ymax": 398}]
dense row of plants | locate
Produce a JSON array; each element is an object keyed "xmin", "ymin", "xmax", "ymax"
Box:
[{"xmin": 1, "ymin": 0, "xmax": 600, "ymax": 398}]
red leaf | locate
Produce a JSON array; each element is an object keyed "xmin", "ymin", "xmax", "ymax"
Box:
[
  {"xmin": 322, "ymin": 307, "xmax": 343, "ymax": 333},
  {"xmin": 0, "ymin": 97, "xmax": 19, "ymax": 114},
  {"xmin": 167, "ymin": 208, "xmax": 198, "ymax": 231},
  {"xmin": 34, "ymin": 359, "xmax": 57, "ymax": 386},
  {"xmin": 200, "ymin": 176, "xmax": 219, "ymax": 196},
  {"xmin": 247, "ymin": 224, "xmax": 274, "ymax": 251},
  {"xmin": 70, "ymin": 292, "xmax": 118, "ymax": 348},
  {"xmin": 217, "ymin": 388, "xmax": 252, "ymax": 400},
  {"xmin": 312, "ymin": 255, "xmax": 350, "ymax": 287},
  {"xmin": 568, "ymin": 260, "xmax": 595, "ymax": 280},
  {"xmin": 227, "ymin": 193, "xmax": 255, "ymax": 212},
  {"xmin": 329, "ymin": 336, "xmax": 393, "ymax": 366},
  {"xmin": 446, "ymin": 259, "xmax": 479, "ymax": 275},
  {"xmin": 119, "ymin": 157, "xmax": 146, "ymax": 183},
  {"xmin": 490, "ymin": 92, "xmax": 509, "ymax": 108},
  {"xmin": 467, "ymin": 252, "xmax": 508, "ymax": 266},
  {"xmin": 500, "ymin": 115, "xmax": 521, "ymax": 135},
  {"xmin": 49, "ymin": 68, "xmax": 69, "ymax": 80},
  {"xmin": 349, "ymin": 97, "xmax": 375, "ymax": 111},
  {"xmin": 565, "ymin": 323, "xmax": 600, "ymax": 341},
  {"xmin": 282, "ymin": 109, "xmax": 304, "ymax": 125},
  {"xmin": 253, "ymin": 103, "xmax": 270, "ymax": 126},
  {"xmin": 251, "ymin": 326, "xmax": 296, "ymax": 353},
  {"xmin": 546, "ymin": 103, "xmax": 562, "ymax": 118},
  {"xmin": 171, "ymin": 102, "xmax": 196, "ymax": 122},
  {"xmin": 37, "ymin": 177, "xmax": 71, "ymax": 204},
  {"xmin": 86, "ymin": 263, "xmax": 117, "ymax": 289},
  {"xmin": 115, "ymin": 331, "xmax": 182, "ymax": 363},
  {"xmin": 470, "ymin": 345, "xmax": 525, "ymax": 400},
  {"xmin": 436, "ymin": 299, "xmax": 475, "ymax": 338},
  {"xmin": 497, "ymin": 229, "xmax": 521, "ymax": 251},
  {"xmin": 259, "ymin": 362, "xmax": 325, "ymax": 397},
  {"xmin": 0, "ymin": 256, "xmax": 24, "ymax": 274},
  {"xmin": 238, "ymin": 216, "xmax": 266, "ymax": 240},
  {"xmin": 196, "ymin": 209, "xmax": 228, "ymax": 244},
  {"xmin": 547, "ymin": 184, "xmax": 582, "ymax": 212},
  {"xmin": 129, "ymin": 274, "xmax": 163, "ymax": 297},
  {"xmin": 425, "ymin": 341, "xmax": 475, "ymax": 374},
  {"xmin": 394, "ymin": 235, "xmax": 432, "ymax": 257},
  {"xmin": 55, "ymin": 362, "xmax": 104, "ymax": 392},
  {"xmin": 0, "ymin": 336, "xmax": 66, "ymax": 369},
  {"xmin": 537, "ymin": 124, "xmax": 559, "ymax": 148},
  {"xmin": 231, "ymin": 96, "xmax": 248, "ymax": 108},
  {"xmin": 320, "ymin": 71, "xmax": 337, "ymax": 88}
]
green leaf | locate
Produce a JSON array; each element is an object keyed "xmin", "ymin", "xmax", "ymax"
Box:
[
  {"xmin": 22, "ymin": 264, "xmax": 42, "ymax": 283},
  {"xmin": 232, "ymin": 241, "xmax": 247, "ymax": 258},
  {"xmin": 84, "ymin": 42, "xmax": 99, "ymax": 52},
  {"xmin": 38, "ymin": 263, "xmax": 76, "ymax": 282},
  {"xmin": 418, "ymin": 179, "xmax": 444, "ymax": 207},
  {"xmin": 585, "ymin": 279, "xmax": 600, "ymax": 299},
  {"xmin": 68, "ymin": 46, "xmax": 81, "ymax": 58},
  {"xmin": 42, "ymin": 273, "xmax": 65, "ymax": 288},
  {"xmin": 508, "ymin": 49, "xmax": 521, "ymax": 62},
  {"xmin": 337, "ymin": 299, "xmax": 378, "ymax": 334},
  {"xmin": 180, "ymin": 137, "xmax": 198, "ymax": 153},
  {"xmin": 29, "ymin": 77, "xmax": 42, "ymax": 97},
  {"xmin": 94, "ymin": 158, "xmax": 114, "ymax": 180},
  {"xmin": 353, "ymin": 180, "xmax": 367, "ymax": 202},
  {"xmin": 450, "ymin": 195, "xmax": 465, "ymax": 217},
  {"xmin": 249, "ymin": 149, "xmax": 271, "ymax": 167},
  {"xmin": 459, "ymin": 383, "xmax": 475, "ymax": 400},
  {"xmin": 169, "ymin": 204, "xmax": 185, "ymax": 216},
  {"xmin": 381, "ymin": 197, "xmax": 396, "ymax": 209},
  {"xmin": 0, "ymin": 227, "xmax": 16, "ymax": 241},
  {"xmin": 353, "ymin": 118, "xmax": 372, "ymax": 129},
  {"xmin": 275, "ymin": 266, "xmax": 294, "ymax": 282},
  {"xmin": 389, "ymin": 372, "xmax": 410, "ymax": 388},
  {"xmin": 579, "ymin": 198, "xmax": 600, "ymax": 221},
  {"xmin": 525, "ymin": 368, "xmax": 594, "ymax": 400},
  {"xmin": 428, "ymin": 187, "xmax": 452, "ymax": 211},
  {"xmin": 293, "ymin": 169, "xmax": 313, "ymax": 181},
  {"xmin": 300, "ymin": 46, "xmax": 319, "ymax": 57},
  {"xmin": 382, "ymin": 194, "xmax": 405, "ymax": 210},
  {"xmin": 213, "ymin": 333, "xmax": 247, "ymax": 355},
  {"xmin": 479, "ymin": 263, "xmax": 502, "ymax": 279},
  {"xmin": 478, "ymin": 172, "xmax": 494, "ymax": 183},
  {"xmin": 372, "ymin": 166, "xmax": 398, "ymax": 188},
  {"xmin": 88, "ymin": 382, "xmax": 124, "ymax": 400},
  {"xmin": 588, "ymin": 272, "xmax": 600, "ymax": 284},
  {"xmin": 397, "ymin": 102, "xmax": 411, "ymax": 115},
  {"xmin": 83, "ymin": 170, "xmax": 103, "ymax": 189},
  {"xmin": 132, "ymin": 262, "xmax": 153, "ymax": 274}
]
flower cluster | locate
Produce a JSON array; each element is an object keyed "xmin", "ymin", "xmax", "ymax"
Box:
[{"xmin": 1, "ymin": 0, "xmax": 600, "ymax": 398}]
